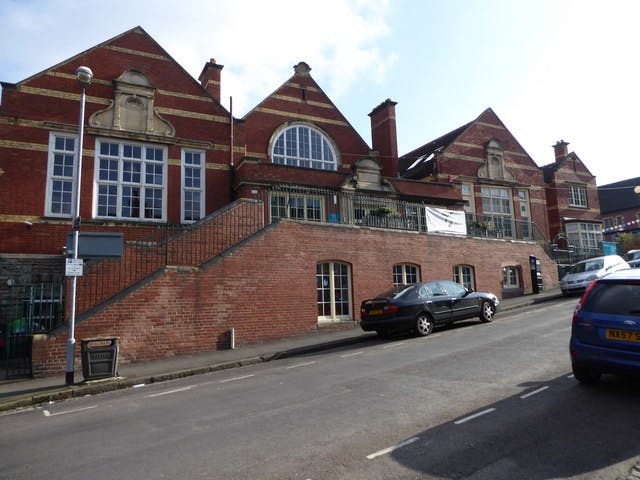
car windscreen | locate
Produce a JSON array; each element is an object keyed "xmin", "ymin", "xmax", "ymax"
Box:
[
  {"xmin": 582, "ymin": 281, "xmax": 640, "ymax": 316},
  {"xmin": 573, "ymin": 259, "xmax": 604, "ymax": 273},
  {"xmin": 375, "ymin": 285, "xmax": 414, "ymax": 299}
]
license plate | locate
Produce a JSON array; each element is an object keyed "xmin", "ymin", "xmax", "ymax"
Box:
[
  {"xmin": 605, "ymin": 328, "xmax": 640, "ymax": 343},
  {"xmin": 368, "ymin": 309, "xmax": 383, "ymax": 315}
]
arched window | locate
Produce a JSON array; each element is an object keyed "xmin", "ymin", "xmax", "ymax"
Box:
[
  {"xmin": 316, "ymin": 261, "xmax": 352, "ymax": 322},
  {"xmin": 453, "ymin": 265, "xmax": 475, "ymax": 291},
  {"xmin": 271, "ymin": 124, "xmax": 337, "ymax": 171},
  {"xmin": 393, "ymin": 264, "xmax": 420, "ymax": 286}
]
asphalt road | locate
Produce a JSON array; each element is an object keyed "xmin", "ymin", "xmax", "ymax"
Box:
[{"xmin": 2, "ymin": 298, "xmax": 639, "ymax": 480}]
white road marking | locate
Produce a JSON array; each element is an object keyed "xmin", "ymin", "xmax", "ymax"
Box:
[
  {"xmin": 42, "ymin": 405, "xmax": 97, "ymax": 417},
  {"xmin": 382, "ymin": 342, "xmax": 406, "ymax": 349},
  {"xmin": 520, "ymin": 386, "xmax": 549, "ymax": 399},
  {"xmin": 567, "ymin": 374, "xmax": 575, "ymax": 379},
  {"xmin": 146, "ymin": 386, "xmax": 193, "ymax": 398},
  {"xmin": 218, "ymin": 374, "xmax": 256, "ymax": 383},
  {"xmin": 286, "ymin": 362, "xmax": 317, "ymax": 369},
  {"xmin": 367, "ymin": 437, "xmax": 420, "ymax": 460},
  {"xmin": 133, "ymin": 383, "xmax": 146, "ymax": 388},
  {"xmin": 454, "ymin": 408, "xmax": 496, "ymax": 425},
  {"xmin": 340, "ymin": 351, "xmax": 364, "ymax": 358}
]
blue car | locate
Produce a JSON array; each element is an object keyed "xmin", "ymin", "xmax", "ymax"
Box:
[{"xmin": 570, "ymin": 268, "xmax": 640, "ymax": 383}]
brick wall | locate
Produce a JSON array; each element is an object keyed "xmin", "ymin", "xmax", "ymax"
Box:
[{"xmin": 32, "ymin": 220, "xmax": 557, "ymax": 377}]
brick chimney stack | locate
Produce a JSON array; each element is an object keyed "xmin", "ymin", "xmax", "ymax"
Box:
[
  {"xmin": 369, "ymin": 99, "xmax": 399, "ymax": 178},
  {"xmin": 553, "ymin": 140, "xmax": 569, "ymax": 163},
  {"xmin": 198, "ymin": 58, "xmax": 223, "ymax": 103}
]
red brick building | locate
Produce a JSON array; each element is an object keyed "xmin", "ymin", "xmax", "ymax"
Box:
[
  {"xmin": 398, "ymin": 109, "xmax": 551, "ymax": 297},
  {"xmin": 0, "ymin": 27, "xmax": 558, "ymax": 377},
  {"xmin": 541, "ymin": 140, "xmax": 602, "ymax": 254}
]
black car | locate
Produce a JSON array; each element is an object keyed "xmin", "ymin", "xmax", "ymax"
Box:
[{"xmin": 360, "ymin": 280, "xmax": 500, "ymax": 338}]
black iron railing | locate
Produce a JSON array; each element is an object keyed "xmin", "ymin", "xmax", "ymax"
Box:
[
  {"xmin": 265, "ymin": 185, "xmax": 551, "ymax": 244},
  {"xmin": 75, "ymin": 199, "xmax": 264, "ymax": 318}
]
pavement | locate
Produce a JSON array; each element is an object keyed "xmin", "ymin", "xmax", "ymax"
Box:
[{"xmin": 0, "ymin": 287, "xmax": 567, "ymax": 413}]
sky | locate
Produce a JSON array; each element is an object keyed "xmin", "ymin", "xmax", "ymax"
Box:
[{"xmin": 0, "ymin": 0, "xmax": 638, "ymax": 186}]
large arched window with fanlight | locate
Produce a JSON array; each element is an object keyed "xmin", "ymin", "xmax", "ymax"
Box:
[{"xmin": 271, "ymin": 124, "xmax": 337, "ymax": 171}]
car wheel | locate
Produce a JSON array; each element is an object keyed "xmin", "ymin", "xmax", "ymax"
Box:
[
  {"xmin": 415, "ymin": 313, "xmax": 434, "ymax": 337},
  {"xmin": 376, "ymin": 329, "xmax": 392, "ymax": 339},
  {"xmin": 561, "ymin": 290, "xmax": 570, "ymax": 297},
  {"xmin": 479, "ymin": 301, "xmax": 495, "ymax": 323},
  {"xmin": 572, "ymin": 364, "xmax": 601, "ymax": 384}
]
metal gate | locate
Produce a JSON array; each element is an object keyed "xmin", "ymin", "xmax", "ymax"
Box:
[{"xmin": 0, "ymin": 282, "xmax": 64, "ymax": 379}]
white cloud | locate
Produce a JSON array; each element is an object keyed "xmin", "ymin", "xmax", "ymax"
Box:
[{"xmin": 0, "ymin": 0, "xmax": 393, "ymax": 116}]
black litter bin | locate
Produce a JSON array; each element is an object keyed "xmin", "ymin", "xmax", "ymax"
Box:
[{"xmin": 81, "ymin": 337, "xmax": 119, "ymax": 380}]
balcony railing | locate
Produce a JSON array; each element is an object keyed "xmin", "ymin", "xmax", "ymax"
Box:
[{"xmin": 265, "ymin": 185, "xmax": 550, "ymax": 245}]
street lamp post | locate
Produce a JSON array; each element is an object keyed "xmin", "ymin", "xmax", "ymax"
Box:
[{"xmin": 65, "ymin": 66, "xmax": 93, "ymax": 386}]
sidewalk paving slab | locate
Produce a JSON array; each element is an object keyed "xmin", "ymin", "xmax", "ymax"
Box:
[{"xmin": 0, "ymin": 287, "xmax": 567, "ymax": 413}]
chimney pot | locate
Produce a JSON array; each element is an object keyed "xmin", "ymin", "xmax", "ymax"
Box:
[
  {"xmin": 198, "ymin": 58, "xmax": 224, "ymax": 102},
  {"xmin": 553, "ymin": 140, "xmax": 569, "ymax": 163}
]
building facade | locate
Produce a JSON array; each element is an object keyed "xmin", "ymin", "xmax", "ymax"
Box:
[
  {"xmin": 541, "ymin": 140, "xmax": 603, "ymax": 257},
  {"xmin": 1, "ymin": 27, "xmax": 559, "ymax": 377},
  {"xmin": 398, "ymin": 109, "xmax": 551, "ymax": 297}
]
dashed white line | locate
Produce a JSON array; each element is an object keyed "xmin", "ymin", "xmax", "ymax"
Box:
[
  {"xmin": 567, "ymin": 374, "xmax": 575, "ymax": 379},
  {"xmin": 340, "ymin": 351, "xmax": 364, "ymax": 358},
  {"xmin": 382, "ymin": 342, "xmax": 406, "ymax": 349},
  {"xmin": 286, "ymin": 361, "xmax": 317, "ymax": 369},
  {"xmin": 520, "ymin": 386, "xmax": 549, "ymax": 399},
  {"xmin": 454, "ymin": 408, "xmax": 496, "ymax": 425},
  {"xmin": 367, "ymin": 437, "xmax": 420, "ymax": 460},
  {"xmin": 43, "ymin": 405, "xmax": 98, "ymax": 417},
  {"xmin": 146, "ymin": 386, "xmax": 193, "ymax": 398},
  {"xmin": 218, "ymin": 374, "xmax": 256, "ymax": 383}
]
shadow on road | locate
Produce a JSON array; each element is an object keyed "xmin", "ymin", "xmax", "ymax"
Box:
[{"xmin": 388, "ymin": 373, "xmax": 640, "ymax": 479}]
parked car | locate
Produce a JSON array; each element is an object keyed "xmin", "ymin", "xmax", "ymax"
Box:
[
  {"xmin": 626, "ymin": 249, "xmax": 640, "ymax": 268},
  {"xmin": 570, "ymin": 268, "xmax": 640, "ymax": 383},
  {"xmin": 360, "ymin": 280, "xmax": 499, "ymax": 338},
  {"xmin": 560, "ymin": 255, "xmax": 630, "ymax": 296}
]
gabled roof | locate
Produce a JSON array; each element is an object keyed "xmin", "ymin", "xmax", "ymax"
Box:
[
  {"xmin": 398, "ymin": 107, "xmax": 537, "ymax": 181},
  {"xmin": 598, "ymin": 177, "xmax": 640, "ymax": 214},
  {"xmin": 1, "ymin": 26, "xmax": 230, "ymax": 113},
  {"xmin": 540, "ymin": 152, "xmax": 594, "ymax": 184},
  {"xmin": 398, "ymin": 122, "xmax": 471, "ymax": 179}
]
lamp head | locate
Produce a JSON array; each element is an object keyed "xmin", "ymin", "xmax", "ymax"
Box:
[{"xmin": 76, "ymin": 66, "xmax": 93, "ymax": 88}]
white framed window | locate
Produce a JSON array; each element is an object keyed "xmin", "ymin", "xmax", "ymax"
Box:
[
  {"xmin": 518, "ymin": 189, "xmax": 532, "ymax": 239},
  {"xmin": 271, "ymin": 124, "xmax": 337, "ymax": 171},
  {"xmin": 503, "ymin": 266, "xmax": 520, "ymax": 288},
  {"xmin": 316, "ymin": 261, "xmax": 352, "ymax": 322},
  {"xmin": 45, "ymin": 132, "xmax": 77, "ymax": 217},
  {"xmin": 393, "ymin": 264, "xmax": 420, "ymax": 285},
  {"xmin": 181, "ymin": 149, "xmax": 205, "ymax": 223},
  {"xmin": 453, "ymin": 265, "xmax": 475, "ymax": 291},
  {"xmin": 566, "ymin": 222, "xmax": 603, "ymax": 249},
  {"xmin": 406, "ymin": 205, "xmax": 427, "ymax": 231},
  {"xmin": 94, "ymin": 139, "xmax": 167, "ymax": 221},
  {"xmin": 270, "ymin": 192, "xmax": 323, "ymax": 222},
  {"xmin": 462, "ymin": 183, "xmax": 475, "ymax": 216},
  {"xmin": 481, "ymin": 186, "xmax": 514, "ymax": 237},
  {"xmin": 568, "ymin": 185, "xmax": 587, "ymax": 208},
  {"xmin": 603, "ymin": 217, "xmax": 614, "ymax": 230}
]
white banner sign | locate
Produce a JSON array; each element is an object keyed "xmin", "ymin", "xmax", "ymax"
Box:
[{"xmin": 425, "ymin": 207, "xmax": 467, "ymax": 235}]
